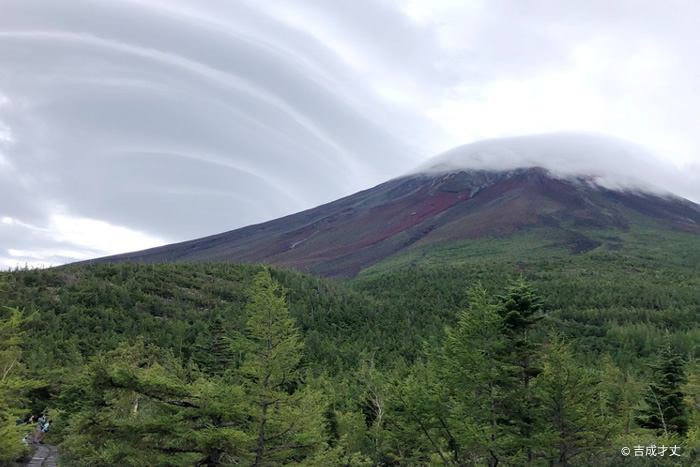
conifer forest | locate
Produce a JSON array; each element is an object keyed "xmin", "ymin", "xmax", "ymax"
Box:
[{"xmin": 1, "ymin": 240, "xmax": 699, "ymax": 466}]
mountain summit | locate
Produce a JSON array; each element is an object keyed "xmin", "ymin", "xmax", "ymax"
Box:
[
  {"xmin": 414, "ymin": 132, "xmax": 664, "ymax": 191},
  {"xmin": 87, "ymin": 135, "xmax": 700, "ymax": 278}
]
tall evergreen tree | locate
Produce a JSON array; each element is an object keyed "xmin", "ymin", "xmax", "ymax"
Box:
[
  {"xmin": 496, "ymin": 277, "xmax": 544, "ymax": 388},
  {"xmin": 241, "ymin": 268, "xmax": 326, "ymax": 466},
  {"xmin": 438, "ymin": 284, "xmax": 520, "ymax": 466},
  {"xmin": 193, "ymin": 314, "xmax": 237, "ymax": 377},
  {"xmin": 534, "ymin": 338, "xmax": 613, "ymax": 465},
  {"xmin": 636, "ymin": 343, "xmax": 689, "ymax": 436},
  {"xmin": 496, "ymin": 278, "xmax": 544, "ymax": 461},
  {"xmin": 393, "ymin": 361, "xmax": 450, "ymax": 465}
]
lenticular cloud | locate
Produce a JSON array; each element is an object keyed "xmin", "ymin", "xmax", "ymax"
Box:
[
  {"xmin": 411, "ymin": 132, "xmax": 688, "ymax": 196},
  {"xmin": 0, "ymin": 0, "xmax": 419, "ymax": 267}
]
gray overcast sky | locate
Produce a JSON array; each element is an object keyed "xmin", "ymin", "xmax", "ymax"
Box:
[{"xmin": 1, "ymin": 0, "xmax": 699, "ymax": 267}]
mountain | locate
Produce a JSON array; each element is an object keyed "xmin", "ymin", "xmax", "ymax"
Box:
[{"xmin": 86, "ymin": 134, "xmax": 700, "ymax": 278}]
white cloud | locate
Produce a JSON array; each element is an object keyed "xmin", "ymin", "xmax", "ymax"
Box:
[
  {"xmin": 412, "ymin": 132, "xmax": 700, "ymax": 202},
  {"xmin": 0, "ymin": 212, "xmax": 165, "ymax": 269},
  {"xmin": 1, "ymin": 0, "xmax": 699, "ymax": 266},
  {"xmin": 49, "ymin": 214, "xmax": 165, "ymax": 255}
]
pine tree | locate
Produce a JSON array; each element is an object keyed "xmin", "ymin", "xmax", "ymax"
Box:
[
  {"xmin": 393, "ymin": 361, "xmax": 450, "ymax": 465},
  {"xmin": 636, "ymin": 343, "xmax": 689, "ymax": 436},
  {"xmin": 534, "ymin": 337, "xmax": 613, "ymax": 465},
  {"xmin": 495, "ymin": 278, "xmax": 544, "ymax": 461},
  {"xmin": 438, "ymin": 284, "xmax": 520, "ymax": 466},
  {"xmin": 193, "ymin": 314, "xmax": 237, "ymax": 377},
  {"xmin": 497, "ymin": 277, "xmax": 544, "ymax": 388},
  {"xmin": 428, "ymin": 279, "xmax": 547, "ymax": 464},
  {"xmin": 241, "ymin": 268, "xmax": 326, "ymax": 466}
]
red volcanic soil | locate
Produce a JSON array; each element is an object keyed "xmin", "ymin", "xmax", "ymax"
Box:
[
  {"xmin": 85, "ymin": 168, "xmax": 700, "ymax": 278},
  {"xmin": 337, "ymin": 188, "xmax": 464, "ymax": 251}
]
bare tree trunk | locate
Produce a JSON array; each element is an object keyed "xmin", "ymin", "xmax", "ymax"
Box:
[{"xmin": 649, "ymin": 386, "xmax": 668, "ymax": 436}]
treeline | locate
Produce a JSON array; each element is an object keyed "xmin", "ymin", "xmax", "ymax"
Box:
[{"xmin": 0, "ymin": 262, "xmax": 699, "ymax": 465}]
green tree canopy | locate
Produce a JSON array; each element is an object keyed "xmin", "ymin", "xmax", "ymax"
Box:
[{"xmin": 636, "ymin": 342, "xmax": 690, "ymax": 436}]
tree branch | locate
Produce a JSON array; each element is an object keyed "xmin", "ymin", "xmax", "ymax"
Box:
[{"xmin": 108, "ymin": 377, "xmax": 201, "ymax": 408}]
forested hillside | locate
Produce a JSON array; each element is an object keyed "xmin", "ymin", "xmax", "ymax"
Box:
[{"xmin": 1, "ymin": 259, "xmax": 699, "ymax": 465}]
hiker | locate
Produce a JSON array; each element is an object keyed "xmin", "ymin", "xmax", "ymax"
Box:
[
  {"xmin": 37, "ymin": 419, "xmax": 50, "ymax": 444},
  {"xmin": 31, "ymin": 415, "xmax": 46, "ymax": 443},
  {"xmin": 32, "ymin": 421, "xmax": 43, "ymax": 443}
]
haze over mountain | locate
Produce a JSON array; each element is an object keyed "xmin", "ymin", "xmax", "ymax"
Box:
[{"xmin": 86, "ymin": 133, "xmax": 700, "ymax": 278}]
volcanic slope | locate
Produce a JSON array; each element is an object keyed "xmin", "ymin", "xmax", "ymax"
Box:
[{"xmin": 88, "ymin": 163, "xmax": 700, "ymax": 278}]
